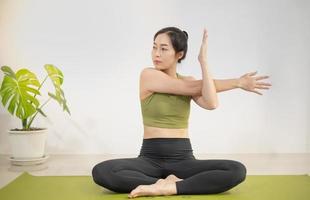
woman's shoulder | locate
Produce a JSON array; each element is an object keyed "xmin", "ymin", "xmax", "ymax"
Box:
[
  {"xmin": 140, "ymin": 67, "xmax": 196, "ymax": 79},
  {"xmin": 140, "ymin": 67, "xmax": 157, "ymax": 79},
  {"xmin": 141, "ymin": 66, "xmax": 158, "ymax": 71}
]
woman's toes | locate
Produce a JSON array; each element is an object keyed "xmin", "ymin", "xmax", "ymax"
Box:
[
  {"xmin": 129, "ymin": 186, "xmax": 142, "ymax": 198},
  {"xmin": 155, "ymin": 178, "xmax": 165, "ymax": 184},
  {"xmin": 166, "ymin": 174, "xmax": 183, "ymax": 182},
  {"xmin": 128, "ymin": 179, "xmax": 178, "ymax": 198},
  {"xmin": 129, "ymin": 185, "xmax": 155, "ymax": 198}
]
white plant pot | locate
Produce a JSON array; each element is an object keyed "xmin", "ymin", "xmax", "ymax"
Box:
[{"xmin": 8, "ymin": 128, "xmax": 48, "ymax": 159}]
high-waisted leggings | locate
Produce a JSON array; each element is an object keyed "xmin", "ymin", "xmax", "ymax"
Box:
[{"xmin": 92, "ymin": 138, "xmax": 247, "ymax": 194}]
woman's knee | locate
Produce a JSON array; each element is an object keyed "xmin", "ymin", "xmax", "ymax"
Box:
[
  {"xmin": 92, "ymin": 162, "xmax": 107, "ymax": 186},
  {"xmin": 92, "ymin": 160, "xmax": 116, "ymax": 188},
  {"xmin": 229, "ymin": 160, "xmax": 247, "ymax": 184},
  {"xmin": 92, "ymin": 159, "xmax": 136, "ymax": 193}
]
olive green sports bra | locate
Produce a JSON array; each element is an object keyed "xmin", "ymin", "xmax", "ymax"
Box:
[{"xmin": 140, "ymin": 73, "xmax": 191, "ymax": 129}]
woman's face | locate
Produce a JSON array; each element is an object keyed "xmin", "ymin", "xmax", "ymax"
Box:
[{"xmin": 152, "ymin": 33, "xmax": 182, "ymax": 70}]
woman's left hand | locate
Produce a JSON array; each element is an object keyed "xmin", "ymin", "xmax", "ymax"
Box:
[
  {"xmin": 198, "ymin": 28, "xmax": 208, "ymax": 65},
  {"xmin": 238, "ymin": 71, "xmax": 272, "ymax": 95}
]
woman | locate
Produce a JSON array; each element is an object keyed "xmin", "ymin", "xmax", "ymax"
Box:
[{"xmin": 92, "ymin": 27, "xmax": 271, "ymax": 198}]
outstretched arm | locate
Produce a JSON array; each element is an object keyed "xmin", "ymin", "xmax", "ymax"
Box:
[
  {"xmin": 214, "ymin": 71, "xmax": 271, "ymax": 95},
  {"xmin": 213, "ymin": 78, "xmax": 239, "ymax": 92},
  {"xmin": 190, "ymin": 71, "xmax": 271, "ymax": 110}
]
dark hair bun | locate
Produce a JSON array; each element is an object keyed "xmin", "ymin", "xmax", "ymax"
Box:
[{"xmin": 182, "ymin": 31, "xmax": 188, "ymax": 39}]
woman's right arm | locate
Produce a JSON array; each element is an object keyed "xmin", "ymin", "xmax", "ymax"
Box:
[{"xmin": 140, "ymin": 68, "xmax": 201, "ymax": 96}]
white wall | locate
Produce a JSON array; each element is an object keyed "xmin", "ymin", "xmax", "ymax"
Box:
[{"xmin": 0, "ymin": 0, "xmax": 309, "ymax": 154}]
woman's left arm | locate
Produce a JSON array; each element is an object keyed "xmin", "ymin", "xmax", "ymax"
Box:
[
  {"xmin": 194, "ymin": 28, "xmax": 218, "ymax": 110},
  {"xmin": 214, "ymin": 71, "xmax": 271, "ymax": 95}
]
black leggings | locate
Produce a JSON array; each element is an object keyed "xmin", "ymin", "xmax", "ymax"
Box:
[{"xmin": 92, "ymin": 138, "xmax": 247, "ymax": 194}]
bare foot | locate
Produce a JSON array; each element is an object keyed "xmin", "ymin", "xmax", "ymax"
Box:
[
  {"xmin": 165, "ymin": 174, "xmax": 183, "ymax": 182},
  {"xmin": 128, "ymin": 178, "xmax": 177, "ymax": 198}
]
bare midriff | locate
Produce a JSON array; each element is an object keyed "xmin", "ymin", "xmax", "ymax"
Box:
[{"xmin": 143, "ymin": 125, "xmax": 189, "ymax": 139}]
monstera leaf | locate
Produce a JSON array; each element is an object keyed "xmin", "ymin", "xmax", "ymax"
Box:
[
  {"xmin": 44, "ymin": 64, "xmax": 70, "ymax": 114},
  {"xmin": 0, "ymin": 66, "xmax": 40, "ymax": 120}
]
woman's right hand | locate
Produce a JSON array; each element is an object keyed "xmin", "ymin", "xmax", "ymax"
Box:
[
  {"xmin": 198, "ymin": 28, "xmax": 208, "ymax": 65},
  {"xmin": 238, "ymin": 71, "xmax": 271, "ymax": 95}
]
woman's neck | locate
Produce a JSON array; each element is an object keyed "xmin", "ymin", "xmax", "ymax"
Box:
[{"xmin": 161, "ymin": 65, "xmax": 177, "ymax": 78}]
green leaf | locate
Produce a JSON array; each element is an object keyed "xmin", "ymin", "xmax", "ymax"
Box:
[
  {"xmin": 1, "ymin": 66, "xmax": 16, "ymax": 78},
  {"xmin": 48, "ymin": 92, "xmax": 59, "ymax": 103},
  {"xmin": 0, "ymin": 66, "xmax": 40, "ymax": 119},
  {"xmin": 63, "ymin": 103, "xmax": 71, "ymax": 115},
  {"xmin": 8, "ymin": 95, "xmax": 17, "ymax": 115},
  {"xmin": 20, "ymin": 85, "xmax": 40, "ymax": 95},
  {"xmin": 45, "ymin": 64, "xmax": 70, "ymax": 115},
  {"xmin": 44, "ymin": 64, "xmax": 63, "ymax": 85},
  {"xmin": 16, "ymin": 69, "xmax": 40, "ymax": 87},
  {"xmin": 37, "ymin": 108, "xmax": 47, "ymax": 117}
]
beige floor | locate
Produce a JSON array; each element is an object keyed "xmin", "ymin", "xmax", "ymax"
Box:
[{"xmin": 0, "ymin": 153, "xmax": 309, "ymax": 189}]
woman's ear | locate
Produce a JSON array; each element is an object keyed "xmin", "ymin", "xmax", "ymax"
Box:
[{"xmin": 176, "ymin": 51, "xmax": 184, "ymax": 60}]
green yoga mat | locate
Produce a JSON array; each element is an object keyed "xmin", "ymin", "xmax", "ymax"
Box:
[{"xmin": 0, "ymin": 173, "xmax": 309, "ymax": 200}]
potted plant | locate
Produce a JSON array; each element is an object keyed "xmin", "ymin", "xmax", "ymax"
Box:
[{"xmin": 0, "ymin": 64, "xmax": 70, "ymax": 160}]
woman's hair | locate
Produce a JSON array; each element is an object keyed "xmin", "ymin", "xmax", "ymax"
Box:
[{"xmin": 153, "ymin": 27, "xmax": 188, "ymax": 63}]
